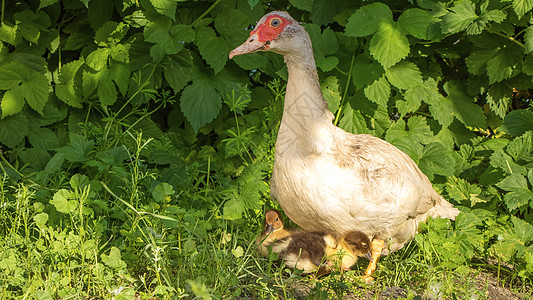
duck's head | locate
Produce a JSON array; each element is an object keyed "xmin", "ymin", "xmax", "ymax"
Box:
[
  {"xmin": 343, "ymin": 231, "xmax": 372, "ymax": 261},
  {"xmin": 263, "ymin": 209, "xmax": 284, "ymax": 234},
  {"xmin": 229, "ymin": 11, "xmax": 309, "ymax": 59}
]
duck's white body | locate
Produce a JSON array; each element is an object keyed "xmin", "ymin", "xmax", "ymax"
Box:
[{"xmin": 230, "ymin": 11, "xmax": 459, "ymax": 258}]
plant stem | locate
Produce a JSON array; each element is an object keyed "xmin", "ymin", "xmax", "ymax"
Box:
[
  {"xmin": 191, "ymin": 0, "xmax": 224, "ymax": 27},
  {"xmin": 334, "ymin": 48, "xmax": 358, "ymax": 126}
]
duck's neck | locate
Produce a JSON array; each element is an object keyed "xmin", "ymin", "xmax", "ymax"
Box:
[{"xmin": 275, "ymin": 49, "xmax": 334, "ymax": 158}]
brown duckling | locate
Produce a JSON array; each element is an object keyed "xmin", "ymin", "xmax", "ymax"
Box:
[
  {"xmin": 256, "ymin": 209, "xmax": 293, "ymax": 256},
  {"xmin": 271, "ymin": 230, "xmax": 372, "ymax": 274}
]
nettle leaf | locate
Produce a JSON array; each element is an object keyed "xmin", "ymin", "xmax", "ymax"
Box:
[
  {"xmin": 215, "ymin": 9, "xmax": 250, "ymax": 44},
  {"xmin": 150, "ymin": 0, "xmax": 177, "ymax": 19},
  {"xmin": 50, "ymin": 189, "xmax": 78, "ymax": 214},
  {"xmin": 339, "ymin": 103, "xmax": 369, "ymax": 134},
  {"xmin": 196, "ymin": 27, "xmax": 229, "ymax": 74},
  {"xmin": 164, "ymin": 50, "xmax": 193, "ymax": 93},
  {"xmin": 109, "ymin": 62, "xmax": 130, "ymax": 96},
  {"xmin": 397, "ymin": 8, "xmax": 432, "ymax": 39},
  {"xmin": 402, "ymin": 79, "xmax": 441, "ymax": 119},
  {"xmin": 512, "ymin": 216, "xmax": 533, "ymax": 243},
  {"xmin": 345, "ymin": 2, "xmax": 392, "ymax": 37},
  {"xmin": 0, "ymin": 62, "xmax": 49, "ymax": 117},
  {"xmin": 466, "ymin": 49, "xmax": 499, "ymax": 75},
  {"xmin": 364, "ymin": 75, "xmax": 390, "ymax": 107},
  {"xmin": 386, "ymin": 116, "xmax": 435, "ymax": 145},
  {"xmin": 145, "ymin": 21, "xmax": 194, "ymax": 63},
  {"xmin": 290, "ymin": 0, "xmax": 313, "ymax": 11},
  {"xmin": 486, "ymin": 46, "xmax": 522, "ymax": 84},
  {"xmin": 385, "ymin": 61, "xmax": 423, "ymax": 90},
  {"xmin": 82, "ymin": 67, "xmax": 117, "ymax": 106},
  {"xmin": 321, "ymin": 76, "xmax": 341, "ymax": 113},
  {"xmin": 0, "ymin": 113, "xmax": 29, "ymax": 148},
  {"xmin": 95, "ymin": 21, "xmax": 129, "ymax": 46},
  {"xmin": 446, "ymin": 176, "xmax": 483, "ymax": 206},
  {"xmin": 306, "ymin": 24, "xmax": 339, "ymax": 72},
  {"xmin": 444, "ymin": 81, "xmax": 486, "ymax": 128},
  {"xmin": 441, "ymin": 0, "xmax": 478, "ymax": 34},
  {"xmin": 180, "ymin": 79, "xmax": 222, "ymax": 132},
  {"xmin": 351, "ymin": 55, "xmax": 384, "ymax": 90},
  {"xmin": 369, "ymin": 22, "xmax": 409, "ymax": 69},
  {"xmin": 310, "ymin": 0, "xmax": 337, "ymax": 26},
  {"xmin": 500, "ymin": 109, "xmax": 533, "ymax": 135},
  {"xmin": 513, "ymin": 0, "xmax": 533, "ymax": 18},
  {"xmin": 497, "ymin": 173, "xmax": 533, "ymax": 210},
  {"xmin": 418, "ymin": 142, "xmax": 455, "ymax": 178},
  {"xmin": 486, "ymin": 83, "xmax": 512, "ymax": 118},
  {"xmin": 55, "ymin": 59, "xmax": 84, "ymax": 108},
  {"xmin": 56, "ymin": 133, "xmax": 95, "ymax": 163}
]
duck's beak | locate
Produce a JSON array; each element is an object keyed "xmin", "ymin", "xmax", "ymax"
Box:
[
  {"xmin": 265, "ymin": 224, "xmax": 274, "ymax": 234},
  {"xmin": 364, "ymin": 252, "xmax": 372, "ymax": 261},
  {"xmin": 229, "ymin": 34, "xmax": 269, "ymax": 59}
]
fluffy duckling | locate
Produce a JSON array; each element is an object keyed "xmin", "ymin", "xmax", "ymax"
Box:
[
  {"xmin": 256, "ymin": 209, "xmax": 293, "ymax": 256},
  {"xmin": 271, "ymin": 230, "xmax": 372, "ymax": 274},
  {"xmin": 325, "ymin": 230, "xmax": 372, "ymax": 272}
]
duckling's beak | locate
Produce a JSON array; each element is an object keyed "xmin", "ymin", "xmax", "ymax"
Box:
[
  {"xmin": 364, "ymin": 252, "xmax": 372, "ymax": 261},
  {"xmin": 265, "ymin": 224, "xmax": 274, "ymax": 234}
]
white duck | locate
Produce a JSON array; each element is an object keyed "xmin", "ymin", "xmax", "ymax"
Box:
[{"xmin": 229, "ymin": 11, "xmax": 459, "ymax": 282}]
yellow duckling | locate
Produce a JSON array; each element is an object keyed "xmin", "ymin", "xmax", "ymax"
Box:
[{"xmin": 256, "ymin": 209, "xmax": 293, "ymax": 256}]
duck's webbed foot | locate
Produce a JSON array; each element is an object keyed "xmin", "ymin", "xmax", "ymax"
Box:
[{"xmin": 363, "ymin": 238, "xmax": 384, "ymax": 284}]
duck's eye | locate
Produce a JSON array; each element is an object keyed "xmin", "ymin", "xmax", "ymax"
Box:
[
  {"xmin": 362, "ymin": 243, "xmax": 368, "ymax": 248},
  {"xmin": 275, "ymin": 217, "xmax": 279, "ymax": 221},
  {"xmin": 271, "ymin": 18, "xmax": 281, "ymax": 27}
]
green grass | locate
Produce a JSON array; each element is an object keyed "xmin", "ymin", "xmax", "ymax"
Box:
[{"xmin": 0, "ymin": 175, "xmax": 530, "ymax": 299}]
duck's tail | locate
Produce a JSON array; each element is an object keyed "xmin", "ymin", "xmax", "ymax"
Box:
[{"xmin": 428, "ymin": 198, "xmax": 460, "ymax": 220}]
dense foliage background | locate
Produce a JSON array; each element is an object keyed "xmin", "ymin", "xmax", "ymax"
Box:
[{"xmin": 0, "ymin": 0, "xmax": 532, "ymax": 298}]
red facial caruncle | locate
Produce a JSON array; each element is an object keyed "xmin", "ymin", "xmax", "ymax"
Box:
[{"xmin": 250, "ymin": 14, "xmax": 291, "ymax": 45}]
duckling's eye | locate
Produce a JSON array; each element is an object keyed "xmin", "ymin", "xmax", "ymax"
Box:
[
  {"xmin": 271, "ymin": 18, "xmax": 281, "ymax": 27},
  {"xmin": 362, "ymin": 243, "xmax": 368, "ymax": 248},
  {"xmin": 275, "ymin": 217, "xmax": 279, "ymax": 221}
]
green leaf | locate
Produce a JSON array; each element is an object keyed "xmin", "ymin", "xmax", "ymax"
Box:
[
  {"xmin": 441, "ymin": 0, "xmax": 478, "ymax": 34},
  {"xmin": 223, "ymin": 196, "xmax": 244, "ymax": 220},
  {"xmin": 500, "ymin": 109, "xmax": 533, "ymax": 135},
  {"xmin": 397, "ymin": 8, "xmax": 432, "ymax": 39},
  {"xmin": 446, "ymin": 176, "xmax": 483, "ymax": 206},
  {"xmin": 369, "ymin": 22, "xmax": 409, "ymax": 69},
  {"xmin": 486, "ymin": 83, "xmax": 512, "ymax": 118},
  {"xmin": 345, "ymin": 2, "xmax": 392, "ymax": 37},
  {"xmin": 512, "ymin": 216, "xmax": 533, "ymax": 243},
  {"xmin": 145, "ymin": 22, "xmax": 194, "ymax": 62},
  {"xmin": 351, "ymin": 55, "xmax": 384, "ymax": 90},
  {"xmin": 364, "ymin": 75, "xmax": 390, "ymax": 106},
  {"xmin": 164, "ymin": 50, "xmax": 193, "ymax": 93},
  {"xmin": 196, "ymin": 27, "xmax": 229, "ymax": 74},
  {"xmin": 101, "ymin": 247, "xmax": 127, "ymax": 269},
  {"xmin": 0, "ymin": 23, "xmax": 18, "ymax": 45},
  {"xmin": 50, "ymin": 189, "xmax": 78, "ymax": 214},
  {"xmin": 55, "ymin": 59, "xmax": 84, "ymax": 108},
  {"xmin": 150, "ymin": 0, "xmax": 176, "ymax": 19},
  {"xmin": 1, "ymin": 89, "xmax": 25, "ymax": 117},
  {"xmin": 525, "ymin": 26, "xmax": 533, "ymax": 53},
  {"xmin": 39, "ymin": 0, "xmax": 58, "ymax": 9},
  {"xmin": 109, "ymin": 62, "xmax": 130, "ymax": 96},
  {"xmin": 321, "ymin": 76, "xmax": 341, "ymax": 113},
  {"xmin": 418, "ymin": 142, "xmax": 455, "ymax": 178},
  {"xmin": 86, "ymin": 48, "xmax": 109, "ymax": 71},
  {"xmin": 56, "ymin": 133, "xmax": 95, "ymax": 162},
  {"xmin": 401, "ymin": 79, "xmax": 440, "ymax": 118},
  {"xmin": 28, "ymin": 127, "xmax": 59, "ymax": 150},
  {"xmin": 70, "ymin": 174, "xmax": 90, "ymax": 190},
  {"xmin": 180, "ymin": 80, "xmax": 222, "ymax": 132},
  {"xmin": 497, "ymin": 173, "xmax": 533, "ymax": 210},
  {"xmin": 33, "ymin": 212, "xmax": 49, "ymax": 228},
  {"xmin": 466, "ymin": 49, "xmax": 498, "ymax": 75},
  {"xmin": 98, "ymin": 71, "xmax": 117, "ymax": 106},
  {"xmin": 513, "ymin": 0, "xmax": 533, "ymax": 18},
  {"xmin": 385, "ymin": 61, "xmax": 423, "ymax": 90},
  {"xmin": 310, "ymin": 0, "xmax": 337, "ymax": 26},
  {"xmin": 0, "ymin": 113, "xmax": 29, "ymax": 147},
  {"xmin": 290, "ymin": 0, "xmax": 313, "ymax": 11},
  {"xmin": 486, "ymin": 47, "xmax": 522, "ymax": 84},
  {"xmin": 339, "ymin": 103, "xmax": 368, "ymax": 134},
  {"xmin": 524, "ymin": 56, "xmax": 533, "ymax": 75},
  {"xmin": 95, "ymin": 21, "xmax": 129, "ymax": 46},
  {"xmin": 306, "ymin": 24, "xmax": 339, "ymax": 72},
  {"xmin": 386, "ymin": 116, "xmax": 435, "ymax": 145},
  {"xmin": 444, "ymin": 81, "xmax": 487, "ymax": 128},
  {"xmin": 152, "ymin": 182, "xmax": 175, "ymax": 202}
]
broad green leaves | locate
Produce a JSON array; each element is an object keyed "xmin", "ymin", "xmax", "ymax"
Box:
[
  {"xmin": 180, "ymin": 80, "xmax": 222, "ymax": 132},
  {"xmin": 0, "ymin": 62, "xmax": 49, "ymax": 118}
]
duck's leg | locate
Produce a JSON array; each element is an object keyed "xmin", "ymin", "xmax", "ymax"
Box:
[{"xmin": 363, "ymin": 238, "xmax": 384, "ymax": 284}]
